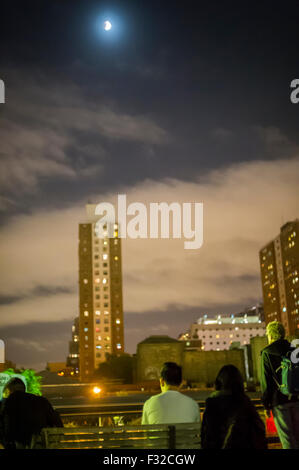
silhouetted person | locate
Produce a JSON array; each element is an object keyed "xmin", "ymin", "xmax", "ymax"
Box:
[
  {"xmin": 141, "ymin": 362, "xmax": 200, "ymax": 424},
  {"xmin": 0, "ymin": 377, "xmax": 63, "ymax": 449},
  {"xmin": 201, "ymin": 365, "xmax": 267, "ymax": 449},
  {"xmin": 260, "ymin": 321, "xmax": 299, "ymax": 449}
]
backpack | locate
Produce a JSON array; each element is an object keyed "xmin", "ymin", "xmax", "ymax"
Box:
[{"xmin": 273, "ymin": 348, "xmax": 299, "ymax": 397}]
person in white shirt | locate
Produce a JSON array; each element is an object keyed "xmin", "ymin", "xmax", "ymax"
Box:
[{"xmin": 141, "ymin": 362, "xmax": 200, "ymax": 425}]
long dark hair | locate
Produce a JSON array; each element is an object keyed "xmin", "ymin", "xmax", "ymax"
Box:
[{"xmin": 215, "ymin": 365, "xmax": 245, "ymax": 397}]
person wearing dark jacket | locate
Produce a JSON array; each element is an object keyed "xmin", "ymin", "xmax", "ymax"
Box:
[
  {"xmin": 260, "ymin": 321, "xmax": 299, "ymax": 449},
  {"xmin": 201, "ymin": 365, "xmax": 267, "ymax": 449},
  {"xmin": 0, "ymin": 377, "xmax": 63, "ymax": 449}
]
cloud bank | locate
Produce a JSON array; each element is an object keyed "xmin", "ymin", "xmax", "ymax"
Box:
[{"xmin": 0, "ymin": 157, "xmax": 298, "ymax": 330}]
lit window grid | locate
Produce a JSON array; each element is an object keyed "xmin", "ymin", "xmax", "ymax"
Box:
[{"xmin": 188, "ymin": 323, "xmax": 266, "ymax": 351}]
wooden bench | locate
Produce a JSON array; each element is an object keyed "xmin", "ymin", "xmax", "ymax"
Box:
[{"xmin": 39, "ymin": 423, "xmax": 201, "ymax": 449}]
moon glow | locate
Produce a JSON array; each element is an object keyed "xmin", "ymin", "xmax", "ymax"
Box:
[{"xmin": 104, "ymin": 21, "xmax": 112, "ymax": 31}]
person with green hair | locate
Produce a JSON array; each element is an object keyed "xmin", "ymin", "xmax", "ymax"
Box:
[
  {"xmin": 260, "ymin": 320, "xmax": 299, "ymax": 449},
  {"xmin": 0, "ymin": 377, "xmax": 63, "ymax": 449}
]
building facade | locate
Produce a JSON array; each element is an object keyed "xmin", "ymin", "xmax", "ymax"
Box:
[
  {"xmin": 66, "ymin": 317, "xmax": 79, "ymax": 374},
  {"xmin": 179, "ymin": 307, "xmax": 265, "ymax": 351},
  {"xmin": 259, "ymin": 220, "xmax": 299, "ymax": 336},
  {"xmin": 135, "ymin": 335, "xmax": 246, "ymax": 385},
  {"xmin": 79, "ymin": 205, "xmax": 124, "ymax": 381}
]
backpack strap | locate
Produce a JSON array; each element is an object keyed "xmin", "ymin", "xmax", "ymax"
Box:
[{"xmin": 267, "ymin": 352, "xmax": 282, "ymax": 391}]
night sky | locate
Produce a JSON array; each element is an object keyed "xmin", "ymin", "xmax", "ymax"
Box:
[{"xmin": 0, "ymin": 0, "xmax": 298, "ymax": 371}]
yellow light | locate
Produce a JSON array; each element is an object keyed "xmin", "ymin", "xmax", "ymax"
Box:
[{"xmin": 93, "ymin": 386, "xmax": 101, "ymax": 395}]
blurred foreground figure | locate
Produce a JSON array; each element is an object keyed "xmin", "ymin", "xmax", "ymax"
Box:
[
  {"xmin": 0, "ymin": 377, "xmax": 63, "ymax": 449},
  {"xmin": 201, "ymin": 365, "xmax": 267, "ymax": 449}
]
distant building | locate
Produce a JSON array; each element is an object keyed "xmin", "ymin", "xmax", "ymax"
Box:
[
  {"xmin": 47, "ymin": 362, "xmax": 67, "ymax": 373},
  {"xmin": 135, "ymin": 335, "xmax": 246, "ymax": 385},
  {"xmin": 250, "ymin": 335, "xmax": 268, "ymax": 384},
  {"xmin": 78, "ymin": 205, "xmax": 124, "ymax": 381},
  {"xmin": 136, "ymin": 336, "xmax": 184, "ymax": 382},
  {"xmin": 66, "ymin": 317, "xmax": 79, "ymax": 374},
  {"xmin": 179, "ymin": 306, "xmax": 265, "ymax": 351},
  {"xmin": 259, "ymin": 219, "xmax": 299, "ymax": 336}
]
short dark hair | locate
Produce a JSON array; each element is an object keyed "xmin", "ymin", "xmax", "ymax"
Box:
[
  {"xmin": 160, "ymin": 362, "xmax": 182, "ymax": 386},
  {"xmin": 5, "ymin": 377, "xmax": 26, "ymax": 394},
  {"xmin": 215, "ymin": 365, "xmax": 244, "ymax": 396}
]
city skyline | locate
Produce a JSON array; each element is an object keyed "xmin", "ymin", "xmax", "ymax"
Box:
[{"xmin": 0, "ymin": 0, "xmax": 299, "ymax": 371}]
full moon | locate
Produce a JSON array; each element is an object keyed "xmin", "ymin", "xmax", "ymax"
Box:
[{"xmin": 104, "ymin": 20, "xmax": 112, "ymax": 31}]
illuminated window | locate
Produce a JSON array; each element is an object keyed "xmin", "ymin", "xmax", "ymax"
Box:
[
  {"xmin": 95, "ymin": 310, "xmax": 101, "ymax": 315},
  {"xmin": 97, "ymin": 336, "xmax": 102, "ymax": 341},
  {"xmin": 96, "ymin": 345, "xmax": 102, "ymax": 349},
  {"xmin": 114, "ymin": 256, "xmax": 118, "ymax": 261},
  {"xmin": 116, "ymin": 319, "xmax": 121, "ymax": 324},
  {"xmin": 84, "ymin": 311, "xmax": 89, "ymax": 317},
  {"xmin": 83, "ymin": 279, "xmax": 88, "ymax": 284},
  {"xmin": 103, "ymin": 254, "xmax": 108, "ymax": 260},
  {"xmin": 95, "ymin": 278, "xmax": 100, "ymax": 284},
  {"xmin": 84, "ymin": 328, "xmax": 88, "ymax": 332},
  {"xmin": 103, "ymin": 278, "xmax": 107, "ymax": 284}
]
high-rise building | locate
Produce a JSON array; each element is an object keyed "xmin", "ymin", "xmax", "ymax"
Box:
[
  {"xmin": 78, "ymin": 205, "xmax": 124, "ymax": 381},
  {"xmin": 259, "ymin": 220, "xmax": 299, "ymax": 336},
  {"xmin": 66, "ymin": 317, "xmax": 79, "ymax": 374}
]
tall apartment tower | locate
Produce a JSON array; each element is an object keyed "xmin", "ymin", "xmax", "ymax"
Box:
[
  {"xmin": 66, "ymin": 317, "xmax": 79, "ymax": 375},
  {"xmin": 259, "ymin": 219, "xmax": 299, "ymax": 337},
  {"xmin": 78, "ymin": 205, "xmax": 124, "ymax": 381}
]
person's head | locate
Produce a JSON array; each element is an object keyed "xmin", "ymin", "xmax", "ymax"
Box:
[
  {"xmin": 215, "ymin": 365, "xmax": 244, "ymax": 397},
  {"xmin": 266, "ymin": 321, "xmax": 285, "ymax": 344},
  {"xmin": 2, "ymin": 377, "xmax": 26, "ymax": 398},
  {"xmin": 159, "ymin": 362, "xmax": 182, "ymax": 392}
]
